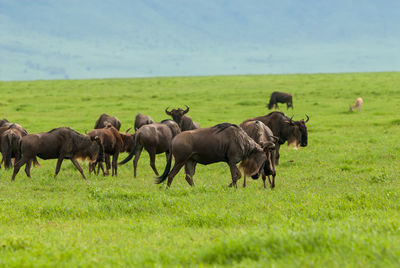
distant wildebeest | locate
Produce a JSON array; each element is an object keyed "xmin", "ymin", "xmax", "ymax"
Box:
[
  {"xmin": 245, "ymin": 111, "xmax": 309, "ymax": 165},
  {"xmin": 88, "ymin": 124, "xmax": 124, "ymax": 176},
  {"xmin": 267, "ymin": 91, "xmax": 293, "ymax": 110},
  {"xmin": 238, "ymin": 120, "xmax": 279, "ymax": 188},
  {"xmin": 134, "ymin": 113, "xmax": 154, "ymax": 131},
  {"xmin": 165, "ymin": 105, "xmax": 200, "ymax": 131},
  {"xmin": 0, "ymin": 126, "xmax": 24, "ymax": 169},
  {"xmin": 94, "ymin": 114, "xmax": 121, "ymax": 130},
  {"xmin": 11, "ymin": 127, "xmax": 103, "ymax": 181},
  {"xmin": 350, "ymin": 97, "xmax": 363, "ymax": 112},
  {"xmin": 119, "ymin": 119, "xmax": 181, "ymax": 177},
  {"xmin": 155, "ymin": 123, "xmax": 267, "ymax": 188}
]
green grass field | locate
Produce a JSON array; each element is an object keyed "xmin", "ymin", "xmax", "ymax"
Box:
[{"xmin": 0, "ymin": 72, "xmax": 400, "ymax": 267}]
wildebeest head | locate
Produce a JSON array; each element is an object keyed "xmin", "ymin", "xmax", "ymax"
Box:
[
  {"xmin": 165, "ymin": 105, "xmax": 189, "ymax": 126},
  {"xmin": 240, "ymin": 143, "xmax": 267, "ymax": 179},
  {"xmin": 286, "ymin": 115, "xmax": 309, "ymax": 148},
  {"xmin": 86, "ymin": 135, "xmax": 104, "ymax": 162}
]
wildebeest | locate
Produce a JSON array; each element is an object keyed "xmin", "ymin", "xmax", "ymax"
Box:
[
  {"xmin": 165, "ymin": 105, "xmax": 200, "ymax": 131},
  {"xmin": 244, "ymin": 112, "xmax": 309, "ymax": 165},
  {"xmin": 88, "ymin": 124, "xmax": 124, "ymax": 176},
  {"xmin": 134, "ymin": 113, "xmax": 154, "ymax": 131},
  {"xmin": 0, "ymin": 126, "xmax": 24, "ymax": 169},
  {"xmin": 238, "ymin": 120, "xmax": 278, "ymax": 188},
  {"xmin": 350, "ymin": 97, "xmax": 363, "ymax": 112},
  {"xmin": 11, "ymin": 127, "xmax": 103, "ymax": 181},
  {"xmin": 119, "ymin": 119, "xmax": 181, "ymax": 177},
  {"xmin": 0, "ymin": 121, "xmax": 31, "ymax": 168},
  {"xmin": 267, "ymin": 91, "xmax": 293, "ymax": 110},
  {"xmin": 93, "ymin": 114, "xmax": 122, "ymax": 171},
  {"xmin": 155, "ymin": 123, "xmax": 267, "ymax": 188},
  {"xmin": 0, "ymin": 119, "xmax": 28, "ymax": 135},
  {"xmin": 94, "ymin": 114, "xmax": 121, "ymax": 130}
]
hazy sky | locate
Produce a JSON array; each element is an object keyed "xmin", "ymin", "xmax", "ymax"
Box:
[{"xmin": 1, "ymin": 0, "xmax": 399, "ymax": 80}]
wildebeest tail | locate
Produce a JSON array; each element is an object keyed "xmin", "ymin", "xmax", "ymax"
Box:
[
  {"xmin": 4, "ymin": 133, "xmax": 12, "ymax": 169},
  {"xmin": 155, "ymin": 151, "xmax": 172, "ymax": 184}
]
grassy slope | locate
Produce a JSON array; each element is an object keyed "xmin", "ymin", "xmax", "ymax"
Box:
[{"xmin": 0, "ymin": 72, "xmax": 400, "ymax": 267}]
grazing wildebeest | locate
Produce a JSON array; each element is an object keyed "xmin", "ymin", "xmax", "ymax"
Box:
[
  {"xmin": 134, "ymin": 113, "xmax": 154, "ymax": 131},
  {"xmin": 350, "ymin": 97, "xmax": 363, "ymax": 112},
  {"xmin": 238, "ymin": 120, "xmax": 279, "ymax": 188},
  {"xmin": 165, "ymin": 105, "xmax": 200, "ymax": 131},
  {"xmin": 88, "ymin": 124, "xmax": 124, "ymax": 176},
  {"xmin": 267, "ymin": 91, "xmax": 293, "ymax": 110},
  {"xmin": 0, "ymin": 127, "xmax": 24, "ymax": 169},
  {"xmin": 11, "ymin": 127, "xmax": 103, "ymax": 181},
  {"xmin": 94, "ymin": 114, "xmax": 121, "ymax": 130},
  {"xmin": 155, "ymin": 123, "xmax": 267, "ymax": 188},
  {"xmin": 119, "ymin": 120, "xmax": 181, "ymax": 178},
  {"xmin": 244, "ymin": 112, "xmax": 309, "ymax": 165}
]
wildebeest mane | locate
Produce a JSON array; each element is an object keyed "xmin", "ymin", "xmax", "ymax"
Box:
[{"xmin": 212, "ymin": 123, "xmax": 238, "ymax": 133}]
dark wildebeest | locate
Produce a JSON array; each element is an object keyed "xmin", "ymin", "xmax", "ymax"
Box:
[
  {"xmin": 267, "ymin": 91, "xmax": 293, "ymax": 110},
  {"xmin": 155, "ymin": 123, "xmax": 267, "ymax": 188},
  {"xmin": 134, "ymin": 113, "xmax": 154, "ymax": 131},
  {"xmin": 165, "ymin": 105, "xmax": 200, "ymax": 131},
  {"xmin": 0, "ymin": 126, "xmax": 25, "ymax": 169},
  {"xmin": 94, "ymin": 114, "xmax": 121, "ymax": 130},
  {"xmin": 11, "ymin": 127, "xmax": 103, "ymax": 181},
  {"xmin": 238, "ymin": 120, "xmax": 279, "ymax": 188},
  {"xmin": 88, "ymin": 124, "xmax": 124, "ymax": 176},
  {"xmin": 119, "ymin": 119, "xmax": 181, "ymax": 178},
  {"xmin": 244, "ymin": 112, "xmax": 309, "ymax": 165}
]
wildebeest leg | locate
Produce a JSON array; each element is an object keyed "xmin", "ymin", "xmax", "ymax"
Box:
[
  {"xmin": 112, "ymin": 153, "xmax": 118, "ymax": 176},
  {"xmin": 105, "ymin": 154, "xmax": 111, "ymax": 175},
  {"xmin": 54, "ymin": 156, "xmax": 64, "ymax": 178},
  {"xmin": 148, "ymin": 149, "xmax": 159, "ymax": 176},
  {"xmin": 133, "ymin": 145, "xmax": 143, "ymax": 178},
  {"xmin": 70, "ymin": 158, "xmax": 87, "ymax": 180},
  {"xmin": 243, "ymin": 175, "xmax": 247, "ymax": 188},
  {"xmin": 25, "ymin": 160, "xmax": 32, "ymax": 178},
  {"xmin": 99, "ymin": 162, "xmax": 107, "ymax": 176},
  {"xmin": 228, "ymin": 163, "xmax": 241, "ymax": 188},
  {"xmin": 184, "ymin": 160, "xmax": 196, "ymax": 186},
  {"xmin": 263, "ymin": 174, "xmax": 268, "ymax": 189},
  {"xmin": 270, "ymin": 174, "xmax": 276, "ymax": 189},
  {"xmin": 166, "ymin": 161, "xmax": 185, "ymax": 187},
  {"xmin": 11, "ymin": 157, "xmax": 28, "ymax": 181},
  {"xmin": 275, "ymin": 144, "xmax": 280, "ymax": 166}
]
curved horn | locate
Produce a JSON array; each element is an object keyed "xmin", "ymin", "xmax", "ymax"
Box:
[
  {"xmin": 304, "ymin": 114, "xmax": 309, "ymax": 123},
  {"xmin": 183, "ymin": 105, "xmax": 189, "ymax": 114},
  {"xmin": 165, "ymin": 107, "xmax": 172, "ymax": 115},
  {"xmin": 125, "ymin": 127, "xmax": 132, "ymax": 133}
]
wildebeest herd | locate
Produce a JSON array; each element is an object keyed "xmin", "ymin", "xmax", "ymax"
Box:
[{"xmin": 0, "ymin": 98, "xmax": 310, "ymax": 189}]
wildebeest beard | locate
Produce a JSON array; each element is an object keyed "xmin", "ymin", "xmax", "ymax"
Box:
[{"xmin": 240, "ymin": 157, "xmax": 262, "ymax": 177}]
